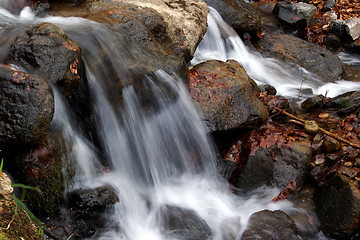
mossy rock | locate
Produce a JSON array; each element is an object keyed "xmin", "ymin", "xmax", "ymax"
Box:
[{"xmin": 0, "ymin": 172, "xmax": 43, "ymax": 240}]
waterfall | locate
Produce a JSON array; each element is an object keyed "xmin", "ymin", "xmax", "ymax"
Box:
[
  {"xmin": 193, "ymin": 7, "xmax": 360, "ymax": 99},
  {"xmin": 0, "ymin": 4, "xmax": 338, "ymax": 240}
]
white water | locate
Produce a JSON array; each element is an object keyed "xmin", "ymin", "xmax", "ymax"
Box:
[
  {"xmin": 192, "ymin": 7, "xmax": 360, "ymax": 99},
  {"xmin": 0, "ymin": 5, "xmax": 341, "ymax": 240}
]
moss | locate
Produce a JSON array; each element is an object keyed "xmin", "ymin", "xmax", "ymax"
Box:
[{"xmin": 0, "ymin": 197, "xmax": 43, "ymax": 240}]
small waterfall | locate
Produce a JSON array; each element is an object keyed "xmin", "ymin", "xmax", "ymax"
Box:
[
  {"xmin": 193, "ymin": 7, "xmax": 360, "ymax": 99},
  {"xmin": 0, "ymin": 5, "xmax": 335, "ymax": 240}
]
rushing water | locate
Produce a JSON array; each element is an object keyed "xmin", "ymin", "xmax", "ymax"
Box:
[
  {"xmin": 0, "ymin": 3, "xmax": 349, "ymax": 240},
  {"xmin": 192, "ymin": 7, "xmax": 360, "ymax": 99}
]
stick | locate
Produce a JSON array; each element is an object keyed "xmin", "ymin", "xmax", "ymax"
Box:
[{"xmin": 282, "ymin": 110, "xmax": 360, "ymax": 149}]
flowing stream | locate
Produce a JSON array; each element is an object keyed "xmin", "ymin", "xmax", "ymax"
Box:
[{"xmin": 1, "ymin": 2, "xmax": 355, "ymax": 240}]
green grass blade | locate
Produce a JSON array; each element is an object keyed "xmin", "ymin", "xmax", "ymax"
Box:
[
  {"xmin": 11, "ymin": 183, "xmax": 43, "ymax": 194},
  {"xmin": 0, "ymin": 158, "xmax": 3, "ymax": 172},
  {"xmin": 13, "ymin": 195, "xmax": 43, "ymax": 231}
]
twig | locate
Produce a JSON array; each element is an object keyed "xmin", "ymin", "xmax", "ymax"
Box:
[{"xmin": 282, "ymin": 110, "xmax": 360, "ymax": 149}]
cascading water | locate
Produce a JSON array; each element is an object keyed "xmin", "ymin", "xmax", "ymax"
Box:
[
  {"xmin": 192, "ymin": 7, "xmax": 360, "ymax": 99},
  {"xmin": 0, "ymin": 3, "xmax": 342, "ymax": 240}
]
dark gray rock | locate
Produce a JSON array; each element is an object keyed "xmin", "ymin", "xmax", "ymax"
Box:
[
  {"xmin": 257, "ymin": 34, "xmax": 344, "ymax": 82},
  {"xmin": 203, "ymin": 0, "xmax": 261, "ymax": 38},
  {"xmin": 7, "ymin": 22, "xmax": 82, "ymax": 98},
  {"xmin": 324, "ymin": 91, "xmax": 360, "ymax": 114},
  {"xmin": 189, "ymin": 60, "xmax": 269, "ymax": 132},
  {"xmin": 323, "ymin": 0, "xmax": 336, "ymax": 11},
  {"xmin": 314, "ymin": 174, "xmax": 360, "ymax": 239},
  {"xmin": 160, "ymin": 205, "xmax": 212, "ymax": 240},
  {"xmin": 274, "ymin": 2, "xmax": 317, "ymax": 28},
  {"xmin": 0, "ymin": 64, "xmax": 54, "ymax": 147},
  {"xmin": 330, "ymin": 19, "xmax": 345, "ymax": 37},
  {"xmin": 236, "ymin": 141, "xmax": 312, "ymax": 192},
  {"xmin": 241, "ymin": 210, "xmax": 300, "ymax": 240},
  {"xmin": 301, "ymin": 95, "xmax": 325, "ymax": 112},
  {"xmin": 69, "ymin": 185, "xmax": 119, "ymax": 212}
]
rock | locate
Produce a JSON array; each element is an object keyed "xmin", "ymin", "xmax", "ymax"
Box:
[
  {"xmin": 323, "ymin": 0, "xmax": 336, "ymax": 11},
  {"xmin": 301, "ymin": 95, "xmax": 325, "ymax": 112},
  {"xmin": 0, "ymin": 172, "xmax": 43, "ymax": 240},
  {"xmin": 257, "ymin": 34, "xmax": 344, "ymax": 82},
  {"xmin": 217, "ymin": 159, "xmax": 238, "ymax": 181},
  {"xmin": 12, "ymin": 133, "xmax": 63, "ymax": 216},
  {"xmin": 274, "ymin": 2, "xmax": 317, "ymax": 28},
  {"xmin": 241, "ymin": 210, "xmax": 300, "ymax": 240},
  {"xmin": 257, "ymin": 84, "xmax": 277, "ymax": 95},
  {"xmin": 0, "ymin": 64, "xmax": 54, "ymax": 148},
  {"xmin": 51, "ymin": 0, "xmax": 208, "ymax": 61},
  {"xmin": 323, "ymin": 33, "xmax": 341, "ymax": 50},
  {"xmin": 304, "ymin": 120, "xmax": 319, "ymax": 134},
  {"xmin": 314, "ymin": 174, "xmax": 360, "ymax": 239},
  {"xmin": 324, "ymin": 91, "xmax": 360, "ymax": 114},
  {"xmin": 236, "ymin": 140, "xmax": 312, "ymax": 192},
  {"xmin": 189, "ymin": 60, "xmax": 269, "ymax": 132},
  {"xmin": 322, "ymin": 138, "xmax": 341, "ymax": 153},
  {"xmin": 344, "ymin": 18, "xmax": 360, "ymax": 41},
  {"xmin": 160, "ymin": 205, "xmax": 212, "ymax": 240},
  {"xmin": 330, "ymin": 19, "xmax": 345, "ymax": 37},
  {"xmin": 69, "ymin": 185, "xmax": 119, "ymax": 212},
  {"xmin": 203, "ymin": 0, "xmax": 261, "ymax": 38},
  {"xmin": 7, "ymin": 22, "xmax": 82, "ymax": 98}
]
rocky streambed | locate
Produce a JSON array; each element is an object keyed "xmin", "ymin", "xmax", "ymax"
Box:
[{"xmin": 0, "ymin": 0, "xmax": 359, "ymax": 240}]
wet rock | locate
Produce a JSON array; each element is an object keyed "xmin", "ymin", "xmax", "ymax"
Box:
[
  {"xmin": 274, "ymin": 2, "xmax": 317, "ymax": 28},
  {"xmin": 344, "ymin": 18, "xmax": 360, "ymax": 41},
  {"xmin": 324, "ymin": 91, "xmax": 360, "ymax": 114},
  {"xmin": 12, "ymin": 133, "xmax": 63, "ymax": 216},
  {"xmin": 69, "ymin": 185, "xmax": 119, "ymax": 212},
  {"xmin": 0, "ymin": 64, "xmax": 54, "ymax": 148},
  {"xmin": 203, "ymin": 0, "xmax": 261, "ymax": 38},
  {"xmin": 0, "ymin": 172, "xmax": 43, "ymax": 240},
  {"xmin": 236, "ymin": 140, "xmax": 312, "ymax": 192},
  {"xmin": 241, "ymin": 210, "xmax": 300, "ymax": 240},
  {"xmin": 189, "ymin": 60, "xmax": 269, "ymax": 132},
  {"xmin": 217, "ymin": 159, "xmax": 238, "ymax": 181},
  {"xmin": 257, "ymin": 34, "xmax": 344, "ymax": 82},
  {"xmin": 323, "ymin": 34, "xmax": 341, "ymax": 50},
  {"xmin": 322, "ymin": 138, "xmax": 341, "ymax": 153},
  {"xmin": 51, "ymin": 0, "xmax": 207, "ymax": 61},
  {"xmin": 160, "ymin": 205, "xmax": 212, "ymax": 240},
  {"xmin": 314, "ymin": 174, "xmax": 360, "ymax": 239},
  {"xmin": 301, "ymin": 95, "xmax": 325, "ymax": 112},
  {"xmin": 323, "ymin": 0, "xmax": 336, "ymax": 11},
  {"xmin": 258, "ymin": 84, "xmax": 277, "ymax": 95},
  {"xmin": 304, "ymin": 120, "xmax": 319, "ymax": 134},
  {"xmin": 7, "ymin": 22, "xmax": 81, "ymax": 98},
  {"xmin": 330, "ymin": 19, "xmax": 345, "ymax": 37}
]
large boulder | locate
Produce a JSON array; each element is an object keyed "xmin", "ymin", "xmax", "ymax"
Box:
[
  {"xmin": 0, "ymin": 172, "xmax": 43, "ymax": 240},
  {"xmin": 7, "ymin": 22, "xmax": 82, "ymax": 99},
  {"xmin": 257, "ymin": 33, "xmax": 344, "ymax": 82},
  {"xmin": 0, "ymin": 64, "xmax": 54, "ymax": 148},
  {"xmin": 50, "ymin": 0, "xmax": 208, "ymax": 62},
  {"xmin": 314, "ymin": 174, "xmax": 360, "ymax": 239},
  {"xmin": 236, "ymin": 135, "xmax": 312, "ymax": 192},
  {"xmin": 189, "ymin": 60, "xmax": 269, "ymax": 132},
  {"xmin": 241, "ymin": 210, "xmax": 300, "ymax": 240},
  {"xmin": 204, "ymin": 0, "xmax": 261, "ymax": 38}
]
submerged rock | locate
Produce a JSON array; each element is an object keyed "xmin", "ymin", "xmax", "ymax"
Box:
[
  {"xmin": 160, "ymin": 205, "xmax": 212, "ymax": 240},
  {"xmin": 0, "ymin": 64, "xmax": 54, "ymax": 148},
  {"xmin": 203, "ymin": 0, "xmax": 261, "ymax": 38},
  {"xmin": 189, "ymin": 60, "xmax": 269, "ymax": 132},
  {"xmin": 314, "ymin": 174, "xmax": 360, "ymax": 239},
  {"xmin": 257, "ymin": 33, "xmax": 344, "ymax": 82},
  {"xmin": 7, "ymin": 22, "xmax": 82, "ymax": 99},
  {"xmin": 241, "ymin": 210, "xmax": 300, "ymax": 240}
]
